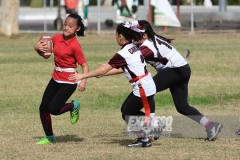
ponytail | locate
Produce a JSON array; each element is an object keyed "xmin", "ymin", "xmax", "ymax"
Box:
[
  {"xmin": 67, "ymin": 14, "xmax": 85, "ymax": 37},
  {"xmin": 138, "ymin": 20, "xmax": 174, "ymax": 62}
]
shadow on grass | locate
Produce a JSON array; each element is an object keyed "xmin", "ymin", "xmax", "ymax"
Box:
[
  {"xmin": 91, "ymin": 132, "xmax": 131, "ymax": 146},
  {"xmin": 103, "ymin": 137, "xmax": 165, "ymax": 147},
  {"xmin": 117, "ymin": 136, "xmax": 208, "ymax": 146},
  {"xmin": 34, "ymin": 134, "xmax": 84, "ymax": 143},
  {"xmin": 93, "ymin": 132, "xmax": 165, "ymax": 147},
  {"xmin": 96, "ymin": 132, "xmax": 210, "ymax": 146}
]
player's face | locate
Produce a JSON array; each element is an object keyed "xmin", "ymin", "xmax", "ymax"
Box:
[{"xmin": 63, "ymin": 17, "xmax": 80, "ymax": 39}]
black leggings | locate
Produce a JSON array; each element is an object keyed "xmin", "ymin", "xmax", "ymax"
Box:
[
  {"xmin": 121, "ymin": 92, "xmax": 155, "ymax": 123},
  {"xmin": 39, "ymin": 78, "xmax": 77, "ymax": 115},
  {"xmin": 153, "ymin": 64, "xmax": 203, "ymax": 122}
]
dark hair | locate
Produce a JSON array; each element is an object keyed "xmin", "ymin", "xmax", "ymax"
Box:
[
  {"xmin": 138, "ymin": 20, "xmax": 174, "ymax": 43},
  {"xmin": 67, "ymin": 14, "xmax": 85, "ymax": 37},
  {"xmin": 138, "ymin": 20, "xmax": 174, "ymax": 60},
  {"xmin": 116, "ymin": 23, "xmax": 143, "ymax": 42}
]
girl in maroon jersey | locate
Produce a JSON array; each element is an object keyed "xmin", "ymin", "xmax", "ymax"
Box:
[
  {"xmin": 69, "ymin": 21, "xmax": 165, "ymax": 148},
  {"xmin": 131, "ymin": 20, "xmax": 223, "ymax": 141},
  {"xmin": 34, "ymin": 14, "xmax": 89, "ymax": 144}
]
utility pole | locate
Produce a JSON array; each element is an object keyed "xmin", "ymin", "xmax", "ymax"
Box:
[
  {"xmin": 190, "ymin": 0, "xmax": 194, "ymax": 32},
  {"xmin": 56, "ymin": 0, "xmax": 62, "ymax": 30},
  {"xmin": 176, "ymin": 0, "xmax": 180, "ymax": 31},
  {"xmin": 148, "ymin": 0, "xmax": 152, "ymax": 25}
]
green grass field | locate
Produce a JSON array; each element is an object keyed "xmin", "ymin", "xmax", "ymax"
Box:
[{"xmin": 0, "ymin": 31, "xmax": 240, "ymax": 160}]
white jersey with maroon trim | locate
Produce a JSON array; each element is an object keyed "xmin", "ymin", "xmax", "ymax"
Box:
[
  {"xmin": 140, "ymin": 35, "xmax": 187, "ymax": 70},
  {"xmin": 108, "ymin": 43, "xmax": 156, "ymax": 97}
]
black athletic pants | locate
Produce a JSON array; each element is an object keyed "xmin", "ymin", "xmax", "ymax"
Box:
[
  {"xmin": 121, "ymin": 92, "xmax": 155, "ymax": 123},
  {"xmin": 39, "ymin": 78, "xmax": 77, "ymax": 115},
  {"xmin": 153, "ymin": 64, "xmax": 203, "ymax": 123}
]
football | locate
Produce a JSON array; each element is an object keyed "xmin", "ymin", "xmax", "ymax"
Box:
[{"xmin": 38, "ymin": 34, "xmax": 53, "ymax": 59}]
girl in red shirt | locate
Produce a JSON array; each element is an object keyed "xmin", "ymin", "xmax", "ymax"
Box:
[{"xmin": 34, "ymin": 14, "xmax": 89, "ymax": 145}]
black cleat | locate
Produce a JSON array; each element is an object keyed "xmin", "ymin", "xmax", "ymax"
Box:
[
  {"xmin": 235, "ymin": 128, "xmax": 240, "ymax": 135},
  {"xmin": 205, "ymin": 122, "xmax": 223, "ymax": 141},
  {"xmin": 127, "ymin": 138, "xmax": 152, "ymax": 148}
]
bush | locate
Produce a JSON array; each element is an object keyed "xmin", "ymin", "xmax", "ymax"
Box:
[
  {"xmin": 227, "ymin": 0, "xmax": 240, "ymax": 5},
  {"xmin": 30, "ymin": 0, "xmax": 43, "ymax": 8},
  {"xmin": 211, "ymin": 0, "xmax": 240, "ymax": 5},
  {"xmin": 20, "ymin": 0, "xmax": 31, "ymax": 6}
]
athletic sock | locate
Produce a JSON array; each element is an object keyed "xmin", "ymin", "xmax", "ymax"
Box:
[
  {"xmin": 150, "ymin": 113, "xmax": 158, "ymax": 127},
  {"xmin": 200, "ymin": 116, "xmax": 212, "ymax": 129},
  {"xmin": 150, "ymin": 113, "xmax": 155, "ymax": 118},
  {"xmin": 40, "ymin": 113, "xmax": 53, "ymax": 136},
  {"xmin": 59, "ymin": 102, "xmax": 74, "ymax": 114}
]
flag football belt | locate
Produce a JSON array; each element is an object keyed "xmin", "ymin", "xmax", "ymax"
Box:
[
  {"xmin": 129, "ymin": 72, "xmax": 150, "ymax": 124},
  {"xmin": 129, "ymin": 72, "xmax": 149, "ymax": 83},
  {"xmin": 55, "ymin": 67, "xmax": 76, "ymax": 72}
]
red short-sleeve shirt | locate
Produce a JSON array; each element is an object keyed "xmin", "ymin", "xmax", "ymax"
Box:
[{"xmin": 51, "ymin": 34, "xmax": 86, "ymax": 83}]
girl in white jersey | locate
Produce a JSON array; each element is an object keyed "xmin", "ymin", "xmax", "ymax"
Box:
[
  {"xmin": 132, "ymin": 20, "xmax": 222, "ymax": 141},
  {"xmin": 69, "ymin": 21, "xmax": 163, "ymax": 148}
]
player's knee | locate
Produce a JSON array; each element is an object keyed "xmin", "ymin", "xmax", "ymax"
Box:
[
  {"xmin": 176, "ymin": 106, "xmax": 188, "ymax": 115},
  {"xmin": 48, "ymin": 105, "xmax": 59, "ymax": 115},
  {"xmin": 39, "ymin": 104, "xmax": 48, "ymax": 114}
]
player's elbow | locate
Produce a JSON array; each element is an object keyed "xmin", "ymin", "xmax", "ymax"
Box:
[
  {"xmin": 99, "ymin": 68, "xmax": 108, "ymax": 75},
  {"xmin": 98, "ymin": 64, "xmax": 112, "ymax": 75}
]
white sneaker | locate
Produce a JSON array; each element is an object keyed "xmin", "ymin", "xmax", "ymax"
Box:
[{"xmin": 205, "ymin": 122, "xmax": 223, "ymax": 141}]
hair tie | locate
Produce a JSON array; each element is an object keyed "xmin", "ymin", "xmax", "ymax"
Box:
[
  {"xmin": 122, "ymin": 20, "xmax": 145, "ymax": 33},
  {"xmin": 131, "ymin": 20, "xmax": 145, "ymax": 32},
  {"xmin": 122, "ymin": 20, "xmax": 132, "ymax": 28}
]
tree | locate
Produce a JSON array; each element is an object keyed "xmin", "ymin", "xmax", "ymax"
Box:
[{"xmin": 0, "ymin": 0, "xmax": 19, "ymax": 36}]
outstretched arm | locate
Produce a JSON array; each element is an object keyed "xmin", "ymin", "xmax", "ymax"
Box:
[
  {"xmin": 96, "ymin": 63, "xmax": 123, "ymax": 78},
  {"xmin": 69, "ymin": 63, "xmax": 113, "ymax": 82},
  {"xmin": 104, "ymin": 68, "xmax": 123, "ymax": 76}
]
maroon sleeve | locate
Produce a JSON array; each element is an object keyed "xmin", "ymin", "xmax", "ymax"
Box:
[
  {"xmin": 140, "ymin": 45, "xmax": 154, "ymax": 60},
  {"xmin": 108, "ymin": 53, "xmax": 127, "ymax": 69}
]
